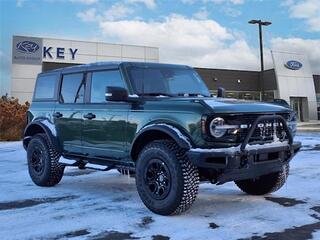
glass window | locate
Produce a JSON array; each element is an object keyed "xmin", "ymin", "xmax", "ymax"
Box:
[
  {"xmin": 222, "ymin": 91, "xmax": 261, "ymax": 101},
  {"xmin": 34, "ymin": 74, "xmax": 57, "ymax": 99},
  {"xmin": 60, "ymin": 73, "xmax": 85, "ymax": 103},
  {"xmin": 127, "ymin": 66, "xmax": 210, "ymax": 97},
  {"xmin": 263, "ymin": 91, "xmax": 275, "ymax": 102},
  {"xmin": 239, "ymin": 92, "xmax": 261, "ymax": 100},
  {"xmin": 167, "ymin": 71, "xmax": 206, "ymax": 94},
  {"xmin": 90, "ymin": 70, "xmax": 126, "ymax": 103}
]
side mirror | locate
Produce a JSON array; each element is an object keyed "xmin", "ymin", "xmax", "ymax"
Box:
[
  {"xmin": 217, "ymin": 87, "xmax": 225, "ymax": 98},
  {"xmin": 105, "ymin": 86, "xmax": 128, "ymax": 102}
]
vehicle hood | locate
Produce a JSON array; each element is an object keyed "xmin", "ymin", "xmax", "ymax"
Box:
[
  {"xmin": 201, "ymin": 98, "xmax": 291, "ymax": 114},
  {"xmin": 144, "ymin": 96, "xmax": 291, "ymax": 114}
]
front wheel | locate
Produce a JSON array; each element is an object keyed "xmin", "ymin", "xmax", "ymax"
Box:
[
  {"xmin": 135, "ymin": 140, "xmax": 199, "ymax": 215},
  {"xmin": 235, "ymin": 164, "xmax": 289, "ymax": 195}
]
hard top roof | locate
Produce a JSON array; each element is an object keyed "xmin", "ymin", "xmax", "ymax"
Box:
[{"xmin": 40, "ymin": 61, "xmax": 191, "ymax": 75}]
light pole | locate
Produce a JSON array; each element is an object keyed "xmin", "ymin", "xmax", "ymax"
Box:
[{"xmin": 248, "ymin": 19, "xmax": 272, "ymax": 101}]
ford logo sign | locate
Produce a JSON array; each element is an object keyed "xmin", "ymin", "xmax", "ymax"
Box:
[
  {"xmin": 16, "ymin": 41, "xmax": 40, "ymax": 54},
  {"xmin": 285, "ymin": 60, "xmax": 303, "ymax": 70}
]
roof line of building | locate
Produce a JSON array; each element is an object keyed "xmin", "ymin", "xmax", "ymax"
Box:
[
  {"xmin": 13, "ymin": 35, "xmax": 159, "ymax": 50},
  {"xmin": 271, "ymin": 50, "xmax": 305, "ymax": 55},
  {"xmin": 194, "ymin": 67, "xmax": 275, "ymax": 73}
]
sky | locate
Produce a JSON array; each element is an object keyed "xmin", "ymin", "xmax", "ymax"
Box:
[{"xmin": 1, "ymin": 0, "xmax": 320, "ymax": 95}]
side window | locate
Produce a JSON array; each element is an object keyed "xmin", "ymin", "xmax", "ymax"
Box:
[
  {"xmin": 90, "ymin": 70, "xmax": 126, "ymax": 103},
  {"xmin": 60, "ymin": 73, "xmax": 85, "ymax": 103},
  {"xmin": 34, "ymin": 74, "xmax": 57, "ymax": 100}
]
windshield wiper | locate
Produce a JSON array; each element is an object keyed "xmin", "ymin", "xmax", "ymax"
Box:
[{"xmin": 139, "ymin": 93, "xmax": 175, "ymax": 97}]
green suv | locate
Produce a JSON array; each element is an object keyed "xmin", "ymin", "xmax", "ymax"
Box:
[{"xmin": 24, "ymin": 62, "xmax": 301, "ymax": 215}]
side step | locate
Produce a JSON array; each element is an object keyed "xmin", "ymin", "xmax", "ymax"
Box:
[
  {"xmin": 59, "ymin": 159, "xmax": 115, "ymax": 171},
  {"xmin": 59, "ymin": 158, "xmax": 78, "ymax": 166},
  {"xmin": 85, "ymin": 163, "xmax": 114, "ymax": 171}
]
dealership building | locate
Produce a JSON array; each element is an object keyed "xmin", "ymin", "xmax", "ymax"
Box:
[
  {"xmin": 11, "ymin": 35, "xmax": 159, "ymax": 103},
  {"xmin": 11, "ymin": 35, "xmax": 320, "ymax": 121}
]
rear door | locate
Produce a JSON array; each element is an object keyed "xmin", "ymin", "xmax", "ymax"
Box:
[
  {"xmin": 82, "ymin": 69, "xmax": 130, "ymax": 160},
  {"xmin": 53, "ymin": 72, "xmax": 86, "ymax": 155}
]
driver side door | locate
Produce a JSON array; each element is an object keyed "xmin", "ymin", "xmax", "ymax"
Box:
[{"xmin": 82, "ymin": 69, "xmax": 130, "ymax": 160}]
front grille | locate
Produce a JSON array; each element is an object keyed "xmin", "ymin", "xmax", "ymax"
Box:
[{"xmin": 226, "ymin": 113, "xmax": 290, "ymax": 144}]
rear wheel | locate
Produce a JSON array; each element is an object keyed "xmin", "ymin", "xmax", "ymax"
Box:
[
  {"xmin": 27, "ymin": 134, "xmax": 64, "ymax": 187},
  {"xmin": 135, "ymin": 140, "xmax": 199, "ymax": 215},
  {"xmin": 235, "ymin": 164, "xmax": 289, "ymax": 195}
]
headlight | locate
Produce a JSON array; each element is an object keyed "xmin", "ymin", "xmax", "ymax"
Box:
[
  {"xmin": 210, "ymin": 117, "xmax": 227, "ymax": 138},
  {"xmin": 209, "ymin": 117, "xmax": 240, "ymax": 138}
]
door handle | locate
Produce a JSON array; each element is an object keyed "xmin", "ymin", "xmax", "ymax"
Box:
[
  {"xmin": 53, "ymin": 112, "xmax": 63, "ymax": 118},
  {"xmin": 84, "ymin": 113, "xmax": 96, "ymax": 120}
]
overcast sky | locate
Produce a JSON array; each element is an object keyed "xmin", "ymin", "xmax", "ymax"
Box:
[{"xmin": 1, "ymin": 0, "xmax": 320, "ymax": 95}]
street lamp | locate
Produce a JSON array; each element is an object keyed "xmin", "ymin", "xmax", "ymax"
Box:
[{"xmin": 249, "ymin": 19, "xmax": 272, "ymax": 101}]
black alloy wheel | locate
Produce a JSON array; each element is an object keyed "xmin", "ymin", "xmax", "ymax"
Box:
[
  {"xmin": 30, "ymin": 146, "xmax": 45, "ymax": 175},
  {"xmin": 144, "ymin": 158, "xmax": 171, "ymax": 200}
]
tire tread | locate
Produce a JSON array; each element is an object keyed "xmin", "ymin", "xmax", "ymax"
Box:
[
  {"xmin": 28, "ymin": 133, "xmax": 64, "ymax": 187},
  {"xmin": 136, "ymin": 140, "xmax": 199, "ymax": 215},
  {"xmin": 235, "ymin": 164, "xmax": 289, "ymax": 195}
]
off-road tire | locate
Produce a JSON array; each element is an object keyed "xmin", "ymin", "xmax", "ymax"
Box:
[
  {"xmin": 27, "ymin": 133, "xmax": 64, "ymax": 187},
  {"xmin": 135, "ymin": 140, "xmax": 199, "ymax": 215},
  {"xmin": 235, "ymin": 164, "xmax": 289, "ymax": 195}
]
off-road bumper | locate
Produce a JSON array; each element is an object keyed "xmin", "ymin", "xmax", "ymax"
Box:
[{"xmin": 187, "ymin": 115, "xmax": 301, "ymax": 184}]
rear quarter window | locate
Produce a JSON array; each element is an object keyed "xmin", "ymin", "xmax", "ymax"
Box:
[{"xmin": 34, "ymin": 74, "xmax": 58, "ymax": 100}]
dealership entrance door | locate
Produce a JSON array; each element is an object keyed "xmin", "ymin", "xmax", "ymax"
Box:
[{"xmin": 290, "ymin": 97, "xmax": 309, "ymax": 122}]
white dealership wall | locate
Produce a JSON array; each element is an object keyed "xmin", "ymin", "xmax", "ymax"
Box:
[
  {"xmin": 11, "ymin": 35, "xmax": 159, "ymax": 103},
  {"xmin": 272, "ymin": 50, "xmax": 318, "ymax": 120}
]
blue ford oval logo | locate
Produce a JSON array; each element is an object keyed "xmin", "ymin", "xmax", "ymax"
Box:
[
  {"xmin": 285, "ymin": 60, "xmax": 303, "ymax": 70},
  {"xmin": 16, "ymin": 41, "xmax": 40, "ymax": 54}
]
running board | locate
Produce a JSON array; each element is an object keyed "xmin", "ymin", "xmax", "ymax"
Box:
[
  {"xmin": 59, "ymin": 158, "xmax": 78, "ymax": 166},
  {"xmin": 85, "ymin": 163, "xmax": 114, "ymax": 171},
  {"xmin": 59, "ymin": 159, "xmax": 115, "ymax": 171}
]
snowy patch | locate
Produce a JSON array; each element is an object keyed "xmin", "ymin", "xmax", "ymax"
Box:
[
  {"xmin": 190, "ymin": 141, "xmax": 290, "ymax": 153},
  {"xmin": 0, "ymin": 132, "xmax": 319, "ymax": 239}
]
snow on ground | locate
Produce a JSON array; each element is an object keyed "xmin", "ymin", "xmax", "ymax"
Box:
[{"xmin": 0, "ymin": 132, "xmax": 319, "ymax": 240}]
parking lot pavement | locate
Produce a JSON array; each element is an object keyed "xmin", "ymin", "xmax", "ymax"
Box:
[
  {"xmin": 297, "ymin": 121, "xmax": 320, "ymax": 132},
  {"xmin": 0, "ymin": 133, "xmax": 320, "ymax": 240}
]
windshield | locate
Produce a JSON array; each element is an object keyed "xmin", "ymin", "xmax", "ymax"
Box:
[{"xmin": 126, "ymin": 66, "xmax": 210, "ymax": 97}]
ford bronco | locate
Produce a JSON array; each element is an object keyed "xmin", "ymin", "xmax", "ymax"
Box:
[{"xmin": 24, "ymin": 62, "xmax": 301, "ymax": 215}]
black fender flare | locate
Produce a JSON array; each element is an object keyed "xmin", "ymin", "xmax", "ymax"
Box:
[
  {"xmin": 130, "ymin": 123, "xmax": 193, "ymax": 159},
  {"xmin": 23, "ymin": 119, "xmax": 61, "ymax": 152}
]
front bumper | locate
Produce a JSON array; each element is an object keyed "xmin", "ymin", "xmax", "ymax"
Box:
[
  {"xmin": 187, "ymin": 114, "xmax": 301, "ymax": 184},
  {"xmin": 187, "ymin": 141, "xmax": 301, "ymax": 183}
]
